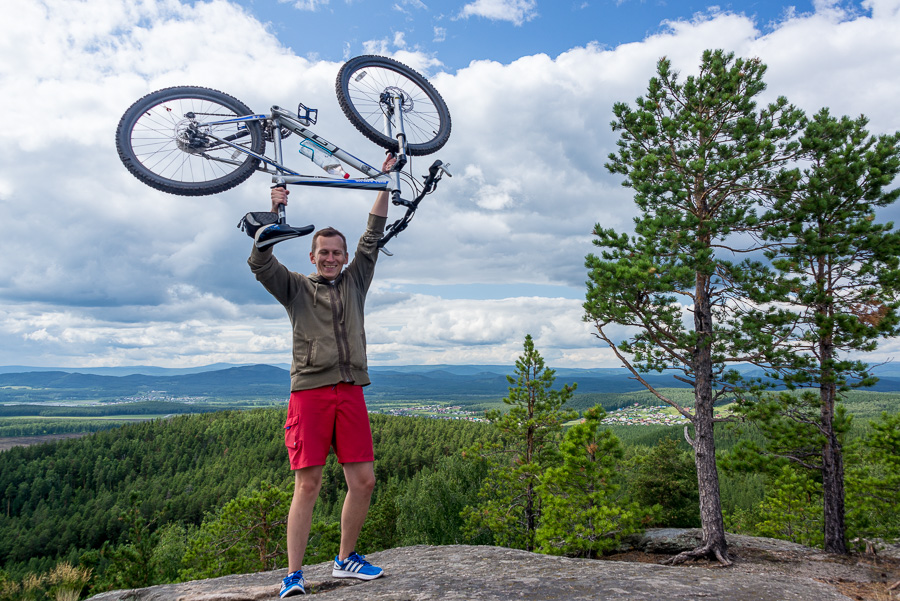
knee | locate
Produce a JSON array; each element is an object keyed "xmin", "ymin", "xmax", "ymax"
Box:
[
  {"xmin": 349, "ymin": 472, "xmax": 375, "ymax": 496},
  {"xmin": 295, "ymin": 473, "xmax": 322, "ymax": 499}
]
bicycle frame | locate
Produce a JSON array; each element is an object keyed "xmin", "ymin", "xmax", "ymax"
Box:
[{"xmin": 201, "ymin": 106, "xmax": 403, "ymax": 197}]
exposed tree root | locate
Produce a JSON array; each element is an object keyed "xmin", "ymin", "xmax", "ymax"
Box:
[{"xmin": 662, "ymin": 542, "xmax": 733, "ymax": 567}]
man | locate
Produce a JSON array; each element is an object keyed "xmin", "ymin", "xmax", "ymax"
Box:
[{"xmin": 246, "ymin": 158, "xmax": 393, "ymax": 597}]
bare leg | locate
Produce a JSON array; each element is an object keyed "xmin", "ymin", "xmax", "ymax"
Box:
[
  {"xmin": 338, "ymin": 461, "xmax": 375, "ymax": 559},
  {"xmin": 287, "ymin": 465, "xmax": 324, "ymax": 571}
]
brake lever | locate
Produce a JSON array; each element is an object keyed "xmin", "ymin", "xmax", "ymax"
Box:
[{"xmin": 377, "ymin": 159, "xmax": 449, "ymax": 254}]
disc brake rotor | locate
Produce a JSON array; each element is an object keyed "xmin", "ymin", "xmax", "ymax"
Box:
[{"xmin": 380, "ymin": 86, "xmax": 414, "ymax": 113}]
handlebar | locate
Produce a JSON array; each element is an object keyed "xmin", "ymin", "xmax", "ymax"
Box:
[{"xmin": 378, "ymin": 160, "xmax": 451, "ymax": 255}]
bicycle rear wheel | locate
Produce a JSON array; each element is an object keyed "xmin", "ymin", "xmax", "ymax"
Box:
[
  {"xmin": 336, "ymin": 56, "xmax": 451, "ymax": 156},
  {"xmin": 116, "ymin": 86, "xmax": 265, "ymax": 196}
]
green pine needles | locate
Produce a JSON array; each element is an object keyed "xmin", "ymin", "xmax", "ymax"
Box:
[
  {"xmin": 462, "ymin": 335, "xmax": 656, "ymax": 554},
  {"xmin": 586, "ymin": 47, "xmax": 900, "ymax": 559},
  {"xmin": 537, "ymin": 406, "xmax": 653, "ymax": 557}
]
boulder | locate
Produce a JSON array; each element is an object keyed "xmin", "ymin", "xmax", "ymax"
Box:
[{"xmin": 87, "ymin": 544, "xmax": 851, "ymax": 601}]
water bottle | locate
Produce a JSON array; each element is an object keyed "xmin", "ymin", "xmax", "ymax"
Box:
[{"xmin": 300, "ymin": 141, "xmax": 349, "ymax": 179}]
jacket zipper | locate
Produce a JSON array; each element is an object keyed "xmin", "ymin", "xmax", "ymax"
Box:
[{"xmin": 328, "ymin": 282, "xmax": 353, "ymax": 382}]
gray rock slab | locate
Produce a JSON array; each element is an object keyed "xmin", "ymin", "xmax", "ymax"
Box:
[
  {"xmin": 87, "ymin": 544, "xmax": 850, "ymax": 601},
  {"xmin": 621, "ymin": 528, "xmax": 816, "ymax": 555}
]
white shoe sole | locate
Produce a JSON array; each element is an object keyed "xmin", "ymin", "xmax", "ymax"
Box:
[{"xmin": 331, "ymin": 568, "xmax": 384, "ymax": 581}]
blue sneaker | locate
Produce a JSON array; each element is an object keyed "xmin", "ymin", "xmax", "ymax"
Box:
[
  {"xmin": 331, "ymin": 551, "xmax": 384, "ymax": 580},
  {"xmin": 279, "ymin": 569, "xmax": 306, "ymax": 597}
]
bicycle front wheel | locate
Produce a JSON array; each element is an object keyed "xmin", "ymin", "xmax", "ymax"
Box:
[
  {"xmin": 336, "ymin": 56, "xmax": 451, "ymax": 156},
  {"xmin": 116, "ymin": 86, "xmax": 265, "ymax": 196}
]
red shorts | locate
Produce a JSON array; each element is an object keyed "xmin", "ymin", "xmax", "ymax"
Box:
[{"xmin": 283, "ymin": 383, "xmax": 374, "ymax": 470}]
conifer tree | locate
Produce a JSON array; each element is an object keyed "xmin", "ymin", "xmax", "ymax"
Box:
[
  {"xmin": 846, "ymin": 412, "xmax": 900, "ymax": 542},
  {"xmin": 585, "ymin": 49, "xmax": 805, "ymax": 564},
  {"xmin": 536, "ymin": 406, "xmax": 651, "ymax": 557},
  {"xmin": 731, "ymin": 110, "xmax": 900, "ymax": 553},
  {"xmin": 627, "ymin": 437, "xmax": 700, "ymax": 528},
  {"xmin": 181, "ymin": 481, "xmax": 290, "ymax": 579},
  {"xmin": 462, "ymin": 335, "xmax": 577, "ymax": 551},
  {"xmin": 752, "ymin": 465, "xmax": 824, "ymax": 547}
]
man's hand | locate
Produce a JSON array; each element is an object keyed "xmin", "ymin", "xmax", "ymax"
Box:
[
  {"xmin": 271, "ymin": 186, "xmax": 289, "ymax": 213},
  {"xmin": 371, "ymin": 153, "xmax": 396, "ymax": 218}
]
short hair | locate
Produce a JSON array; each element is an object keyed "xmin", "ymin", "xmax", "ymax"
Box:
[{"xmin": 311, "ymin": 227, "xmax": 347, "ymax": 254}]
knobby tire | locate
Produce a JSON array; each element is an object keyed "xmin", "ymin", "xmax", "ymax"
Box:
[
  {"xmin": 335, "ymin": 55, "xmax": 451, "ymax": 156},
  {"xmin": 116, "ymin": 86, "xmax": 264, "ymax": 196}
]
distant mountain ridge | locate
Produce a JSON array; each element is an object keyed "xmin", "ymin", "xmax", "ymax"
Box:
[
  {"xmin": 2, "ymin": 363, "xmax": 900, "ymax": 404},
  {"xmin": 0, "ymin": 365, "xmax": 290, "ymax": 402}
]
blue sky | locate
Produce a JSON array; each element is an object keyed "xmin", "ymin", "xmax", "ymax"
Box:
[
  {"xmin": 2, "ymin": 0, "xmax": 899, "ymax": 369},
  {"xmin": 232, "ymin": 0, "xmax": 821, "ymax": 71}
]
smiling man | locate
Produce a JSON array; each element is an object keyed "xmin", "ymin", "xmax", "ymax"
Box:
[{"xmin": 246, "ymin": 157, "xmax": 394, "ymax": 597}]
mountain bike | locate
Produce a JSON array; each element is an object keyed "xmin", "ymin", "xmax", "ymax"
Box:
[{"xmin": 115, "ymin": 55, "xmax": 452, "ymax": 253}]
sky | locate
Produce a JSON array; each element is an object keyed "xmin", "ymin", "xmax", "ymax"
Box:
[{"xmin": 2, "ymin": 0, "xmax": 900, "ymax": 370}]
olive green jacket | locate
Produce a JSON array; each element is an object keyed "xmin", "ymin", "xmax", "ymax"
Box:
[{"xmin": 248, "ymin": 214, "xmax": 386, "ymax": 391}]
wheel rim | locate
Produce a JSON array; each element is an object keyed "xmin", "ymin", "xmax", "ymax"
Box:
[
  {"xmin": 343, "ymin": 64, "xmax": 446, "ymax": 148},
  {"xmin": 128, "ymin": 96, "xmax": 256, "ymax": 184}
]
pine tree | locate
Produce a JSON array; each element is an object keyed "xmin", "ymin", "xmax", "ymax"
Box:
[
  {"xmin": 846, "ymin": 412, "xmax": 900, "ymax": 543},
  {"xmin": 585, "ymin": 49, "xmax": 805, "ymax": 564},
  {"xmin": 536, "ymin": 406, "xmax": 651, "ymax": 557},
  {"xmin": 627, "ymin": 437, "xmax": 700, "ymax": 528},
  {"xmin": 462, "ymin": 335, "xmax": 577, "ymax": 551},
  {"xmin": 733, "ymin": 110, "xmax": 900, "ymax": 553},
  {"xmin": 180, "ymin": 481, "xmax": 290, "ymax": 580},
  {"xmin": 753, "ymin": 465, "xmax": 824, "ymax": 547}
]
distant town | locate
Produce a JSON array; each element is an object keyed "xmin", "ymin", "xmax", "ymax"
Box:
[
  {"xmin": 372, "ymin": 404, "xmax": 488, "ymax": 422},
  {"xmin": 600, "ymin": 403, "xmax": 732, "ymax": 426},
  {"xmin": 371, "ymin": 402, "xmax": 735, "ymax": 427}
]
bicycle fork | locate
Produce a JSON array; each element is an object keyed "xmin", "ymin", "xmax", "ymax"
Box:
[{"xmin": 383, "ymin": 94, "xmax": 409, "ymax": 204}]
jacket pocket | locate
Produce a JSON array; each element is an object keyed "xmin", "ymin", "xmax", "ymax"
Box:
[{"xmin": 295, "ymin": 338, "xmax": 317, "ymax": 367}]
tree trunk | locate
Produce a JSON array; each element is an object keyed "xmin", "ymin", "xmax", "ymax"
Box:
[
  {"xmin": 525, "ymin": 481, "xmax": 535, "ymax": 552},
  {"xmin": 669, "ymin": 274, "xmax": 731, "ymax": 565},
  {"xmin": 693, "ymin": 400, "xmax": 729, "ymax": 558},
  {"xmin": 820, "ymin": 377, "xmax": 847, "ymax": 554}
]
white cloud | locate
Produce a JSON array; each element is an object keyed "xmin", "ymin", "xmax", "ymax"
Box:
[
  {"xmin": 393, "ymin": 0, "xmax": 428, "ymax": 12},
  {"xmin": 283, "ymin": 0, "xmax": 330, "ymax": 11},
  {"xmin": 457, "ymin": 0, "xmax": 538, "ymax": 26},
  {"xmin": 433, "ymin": 26, "xmax": 447, "ymax": 42}
]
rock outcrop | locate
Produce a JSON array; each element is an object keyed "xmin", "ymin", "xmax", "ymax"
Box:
[{"xmin": 88, "ymin": 541, "xmax": 857, "ymax": 601}]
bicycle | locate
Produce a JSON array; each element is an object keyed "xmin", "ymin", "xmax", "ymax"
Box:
[{"xmin": 115, "ymin": 55, "xmax": 452, "ymax": 253}]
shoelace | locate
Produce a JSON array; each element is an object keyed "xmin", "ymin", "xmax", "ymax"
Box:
[
  {"xmin": 344, "ymin": 553, "xmax": 370, "ymax": 566},
  {"xmin": 285, "ymin": 570, "xmax": 304, "ymax": 583}
]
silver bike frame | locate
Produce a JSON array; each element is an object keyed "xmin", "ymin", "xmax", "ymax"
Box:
[{"xmin": 201, "ymin": 104, "xmax": 407, "ymax": 196}]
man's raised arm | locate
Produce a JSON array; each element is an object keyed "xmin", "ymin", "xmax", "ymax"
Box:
[{"xmin": 371, "ymin": 154, "xmax": 397, "ymax": 217}]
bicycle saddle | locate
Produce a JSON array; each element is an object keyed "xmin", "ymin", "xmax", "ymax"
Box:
[{"xmin": 238, "ymin": 212, "xmax": 314, "ymax": 249}]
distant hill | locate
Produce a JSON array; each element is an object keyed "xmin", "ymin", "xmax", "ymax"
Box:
[
  {"xmin": 0, "ymin": 364, "xmax": 696, "ymax": 404},
  {"xmin": 0, "ymin": 365, "xmax": 289, "ymax": 402},
  {"xmin": 0, "ymin": 363, "xmax": 261, "ymax": 376},
  {"xmin": 2, "ymin": 363, "xmax": 900, "ymax": 405}
]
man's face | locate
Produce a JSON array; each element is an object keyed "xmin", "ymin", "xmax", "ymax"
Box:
[{"xmin": 310, "ymin": 235, "xmax": 348, "ymax": 280}]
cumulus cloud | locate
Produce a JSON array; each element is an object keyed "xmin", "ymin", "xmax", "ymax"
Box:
[
  {"xmin": 457, "ymin": 0, "xmax": 539, "ymax": 26},
  {"xmin": 2, "ymin": 0, "xmax": 900, "ymax": 369},
  {"xmin": 282, "ymin": 0, "xmax": 330, "ymax": 11}
]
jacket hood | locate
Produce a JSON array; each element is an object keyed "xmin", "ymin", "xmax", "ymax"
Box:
[{"xmin": 308, "ymin": 272, "xmax": 344, "ymax": 285}]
